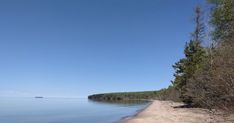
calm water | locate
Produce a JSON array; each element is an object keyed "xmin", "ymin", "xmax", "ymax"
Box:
[{"xmin": 0, "ymin": 97, "xmax": 148, "ymax": 123}]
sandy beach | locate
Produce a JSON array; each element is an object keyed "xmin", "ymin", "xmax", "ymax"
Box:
[{"xmin": 124, "ymin": 100, "xmax": 234, "ymax": 123}]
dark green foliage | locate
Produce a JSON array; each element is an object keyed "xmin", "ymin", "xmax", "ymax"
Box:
[
  {"xmin": 88, "ymin": 86, "xmax": 180, "ymax": 102},
  {"xmin": 172, "ymin": 40, "xmax": 206, "ymax": 104},
  {"xmin": 172, "ymin": 5, "xmax": 206, "ymax": 104},
  {"xmin": 208, "ymin": 0, "xmax": 234, "ymax": 42}
]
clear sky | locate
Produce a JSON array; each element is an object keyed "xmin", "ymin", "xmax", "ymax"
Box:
[{"xmin": 0, "ymin": 0, "xmax": 206, "ymax": 98}]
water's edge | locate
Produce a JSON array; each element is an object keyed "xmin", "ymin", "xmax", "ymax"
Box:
[{"xmin": 119, "ymin": 101, "xmax": 153, "ymax": 123}]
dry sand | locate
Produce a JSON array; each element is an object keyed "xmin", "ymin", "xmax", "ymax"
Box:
[{"xmin": 124, "ymin": 100, "xmax": 234, "ymax": 123}]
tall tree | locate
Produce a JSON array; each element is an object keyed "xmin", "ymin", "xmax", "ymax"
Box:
[
  {"xmin": 172, "ymin": 6, "xmax": 206, "ymax": 104},
  {"xmin": 186, "ymin": 0, "xmax": 234, "ymax": 109},
  {"xmin": 192, "ymin": 6, "xmax": 205, "ymax": 42}
]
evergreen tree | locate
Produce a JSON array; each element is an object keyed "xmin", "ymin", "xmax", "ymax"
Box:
[
  {"xmin": 208, "ymin": 0, "xmax": 234, "ymax": 42},
  {"xmin": 172, "ymin": 6, "xmax": 206, "ymax": 104}
]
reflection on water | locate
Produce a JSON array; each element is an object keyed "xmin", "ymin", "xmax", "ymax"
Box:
[
  {"xmin": 88, "ymin": 99, "xmax": 149, "ymax": 107},
  {"xmin": 0, "ymin": 97, "xmax": 149, "ymax": 123}
]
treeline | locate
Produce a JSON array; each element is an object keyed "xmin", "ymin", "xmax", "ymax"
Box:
[
  {"xmin": 171, "ymin": 0, "xmax": 234, "ymax": 111},
  {"xmin": 89, "ymin": 0, "xmax": 234, "ymax": 112},
  {"xmin": 88, "ymin": 86, "xmax": 180, "ymax": 102}
]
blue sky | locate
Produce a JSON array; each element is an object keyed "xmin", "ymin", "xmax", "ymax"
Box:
[{"xmin": 0, "ymin": 0, "xmax": 206, "ymax": 97}]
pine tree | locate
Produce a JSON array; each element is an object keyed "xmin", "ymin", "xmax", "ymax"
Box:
[{"xmin": 172, "ymin": 6, "xmax": 206, "ymax": 104}]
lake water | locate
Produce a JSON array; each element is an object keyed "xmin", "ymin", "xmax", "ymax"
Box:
[{"xmin": 0, "ymin": 97, "xmax": 149, "ymax": 123}]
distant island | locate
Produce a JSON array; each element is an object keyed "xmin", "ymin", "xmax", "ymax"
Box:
[{"xmin": 34, "ymin": 96, "xmax": 44, "ymax": 98}]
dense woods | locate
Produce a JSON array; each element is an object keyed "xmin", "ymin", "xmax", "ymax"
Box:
[
  {"xmin": 89, "ymin": 0, "xmax": 234, "ymax": 112},
  {"xmin": 88, "ymin": 86, "xmax": 180, "ymax": 102}
]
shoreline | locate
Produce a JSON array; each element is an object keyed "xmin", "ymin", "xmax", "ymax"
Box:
[
  {"xmin": 121, "ymin": 100, "xmax": 232, "ymax": 123},
  {"xmin": 119, "ymin": 101, "xmax": 153, "ymax": 123}
]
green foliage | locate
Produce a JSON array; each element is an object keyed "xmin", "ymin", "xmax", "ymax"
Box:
[
  {"xmin": 209, "ymin": 0, "xmax": 234, "ymax": 41},
  {"xmin": 172, "ymin": 40, "xmax": 206, "ymax": 104},
  {"xmin": 88, "ymin": 86, "xmax": 180, "ymax": 102},
  {"xmin": 172, "ymin": 5, "xmax": 207, "ymax": 104}
]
